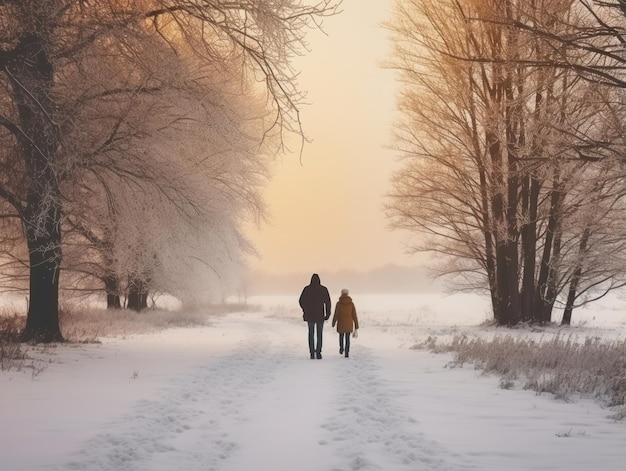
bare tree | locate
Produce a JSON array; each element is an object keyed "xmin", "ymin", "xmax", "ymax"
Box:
[
  {"xmin": 386, "ymin": 0, "xmax": 626, "ymax": 325},
  {"xmin": 0, "ymin": 0, "xmax": 340, "ymax": 342},
  {"xmin": 59, "ymin": 48, "xmax": 273, "ymax": 311}
]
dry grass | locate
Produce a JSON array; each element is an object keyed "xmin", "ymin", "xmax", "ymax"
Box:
[
  {"xmin": 1, "ymin": 302, "xmax": 255, "ymax": 376},
  {"xmin": 58, "ymin": 302, "xmax": 257, "ymax": 341},
  {"xmin": 419, "ymin": 333, "xmax": 626, "ymax": 408},
  {"xmin": 0, "ymin": 310, "xmax": 47, "ymax": 377}
]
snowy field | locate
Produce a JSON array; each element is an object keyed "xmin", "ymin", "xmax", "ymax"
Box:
[{"xmin": 2, "ymin": 292, "xmax": 626, "ymax": 470}]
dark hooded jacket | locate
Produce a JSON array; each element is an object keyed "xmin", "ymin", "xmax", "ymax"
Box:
[{"xmin": 299, "ymin": 274, "xmax": 331, "ymax": 322}]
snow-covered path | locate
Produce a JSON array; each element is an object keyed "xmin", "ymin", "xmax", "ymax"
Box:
[
  {"xmin": 3, "ymin": 303, "xmax": 626, "ymax": 471},
  {"xmin": 45, "ymin": 315, "xmax": 467, "ymax": 471}
]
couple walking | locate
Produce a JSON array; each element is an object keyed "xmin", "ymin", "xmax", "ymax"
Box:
[{"xmin": 299, "ymin": 273, "xmax": 359, "ymax": 359}]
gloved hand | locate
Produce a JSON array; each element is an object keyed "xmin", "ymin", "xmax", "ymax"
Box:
[{"xmin": 325, "ymin": 316, "xmax": 330, "ymax": 321}]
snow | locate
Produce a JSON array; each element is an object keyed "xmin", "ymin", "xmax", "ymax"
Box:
[{"xmin": 2, "ymin": 293, "xmax": 626, "ymax": 471}]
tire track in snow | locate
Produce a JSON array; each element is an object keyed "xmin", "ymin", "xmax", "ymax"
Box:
[
  {"xmin": 320, "ymin": 347, "xmax": 472, "ymax": 471},
  {"xmin": 52, "ymin": 323, "xmax": 292, "ymax": 471}
]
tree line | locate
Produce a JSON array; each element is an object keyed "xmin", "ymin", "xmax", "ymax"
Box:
[
  {"xmin": 0, "ymin": 0, "xmax": 339, "ymax": 342},
  {"xmin": 386, "ymin": 0, "xmax": 626, "ymax": 326}
]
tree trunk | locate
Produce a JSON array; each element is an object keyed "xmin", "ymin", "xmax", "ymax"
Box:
[
  {"xmin": 491, "ymin": 154, "xmax": 521, "ymax": 326},
  {"xmin": 561, "ymin": 227, "xmax": 590, "ymax": 326},
  {"xmin": 487, "ymin": 57, "xmax": 522, "ymax": 327},
  {"xmin": 127, "ymin": 278, "xmax": 148, "ymax": 311},
  {"xmin": 542, "ymin": 225, "xmax": 562, "ymax": 323},
  {"xmin": 21, "ymin": 210, "xmax": 63, "ymax": 343},
  {"xmin": 104, "ymin": 273, "xmax": 122, "ymax": 309},
  {"xmin": 535, "ymin": 172, "xmax": 563, "ymax": 323},
  {"xmin": 561, "ymin": 272, "xmax": 579, "ymax": 326},
  {"xmin": 127, "ymin": 282, "xmax": 141, "ymax": 311},
  {"xmin": 7, "ymin": 32, "xmax": 63, "ymax": 343},
  {"xmin": 520, "ymin": 175, "xmax": 540, "ymax": 322},
  {"xmin": 486, "ymin": 121, "xmax": 513, "ymax": 325}
]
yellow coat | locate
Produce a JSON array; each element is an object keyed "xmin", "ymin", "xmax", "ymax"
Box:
[{"xmin": 332, "ymin": 295, "xmax": 359, "ymax": 333}]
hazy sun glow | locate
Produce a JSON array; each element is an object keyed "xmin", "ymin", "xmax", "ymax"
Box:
[{"xmin": 246, "ymin": 0, "xmax": 414, "ymax": 275}]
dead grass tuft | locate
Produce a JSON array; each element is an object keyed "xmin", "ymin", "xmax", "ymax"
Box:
[
  {"xmin": 1, "ymin": 308, "xmax": 47, "ymax": 377},
  {"xmin": 419, "ymin": 333, "xmax": 626, "ymax": 408}
]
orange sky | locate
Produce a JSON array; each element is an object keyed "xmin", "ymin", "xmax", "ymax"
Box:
[{"xmin": 246, "ymin": 0, "xmax": 418, "ymax": 275}]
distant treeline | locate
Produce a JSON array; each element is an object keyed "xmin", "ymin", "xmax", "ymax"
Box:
[{"xmin": 246, "ymin": 264, "xmax": 444, "ymax": 295}]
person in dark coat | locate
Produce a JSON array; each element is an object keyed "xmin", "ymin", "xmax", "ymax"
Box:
[
  {"xmin": 299, "ymin": 273, "xmax": 331, "ymax": 359},
  {"xmin": 332, "ymin": 288, "xmax": 359, "ymax": 358}
]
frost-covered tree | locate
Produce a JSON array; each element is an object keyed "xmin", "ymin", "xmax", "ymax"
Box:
[
  {"xmin": 62, "ymin": 69, "xmax": 269, "ymax": 310},
  {"xmin": 0, "ymin": 0, "xmax": 340, "ymax": 342},
  {"xmin": 557, "ymin": 162, "xmax": 626, "ymax": 324},
  {"xmin": 386, "ymin": 0, "xmax": 626, "ymax": 325}
]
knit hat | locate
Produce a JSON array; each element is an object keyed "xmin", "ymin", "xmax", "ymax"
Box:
[{"xmin": 341, "ymin": 288, "xmax": 349, "ymax": 295}]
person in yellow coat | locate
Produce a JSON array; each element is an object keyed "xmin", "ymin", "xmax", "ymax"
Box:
[{"xmin": 331, "ymin": 288, "xmax": 359, "ymax": 358}]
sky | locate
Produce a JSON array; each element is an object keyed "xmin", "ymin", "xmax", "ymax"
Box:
[
  {"xmin": 3, "ymin": 293, "xmax": 626, "ymax": 470},
  {"xmin": 246, "ymin": 0, "xmax": 415, "ymax": 275}
]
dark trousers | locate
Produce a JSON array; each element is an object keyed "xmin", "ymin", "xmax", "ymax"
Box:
[
  {"xmin": 339, "ymin": 332, "xmax": 351, "ymax": 353},
  {"xmin": 307, "ymin": 321, "xmax": 324, "ymax": 354}
]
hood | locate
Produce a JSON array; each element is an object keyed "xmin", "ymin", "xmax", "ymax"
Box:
[
  {"xmin": 310, "ymin": 273, "xmax": 321, "ymax": 285},
  {"xmin": 338, "ymin": 295, "xmax": 352, "ymax": 304}
]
